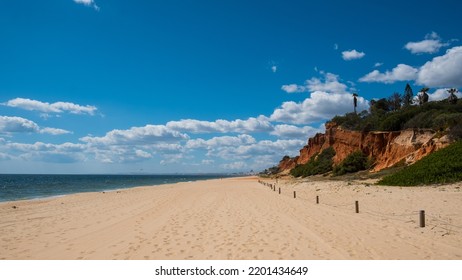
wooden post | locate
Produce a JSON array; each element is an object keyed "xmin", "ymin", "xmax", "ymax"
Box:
[
  {"xmin": 355, "ymin": 201, "xmax": 359, "ymax": 213},
  {"xmin": 316, "ymin": 195, "xmax": 319, "ymax": 204},
  {"xmin": 420, "ymin": 210, "xmax": 425, "ymax": 228},
  {"xmin": 279, "ymin": 188, "xmax": 281, "ymax": 194},
  {"xmin": 293, "ymin": 191, "xmax": 296, "ymax": 199}
]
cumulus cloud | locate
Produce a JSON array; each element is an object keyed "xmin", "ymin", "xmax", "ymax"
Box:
[
  {"xmin": 271, "ymin": 66, "xmax": 277, "ymax": 73},
  {"xmin": 186, "ymin": 134, "xmax": 256, "ymax": 150},
  {"xmin": 0, "ymin": 116, "xmax": 70, "ymax": 135},
  {"xmin": 5, "ymin": 142, "xmax": 87, "ymax": 163},
  {"xmin": 182, "ymin": 132, "xmax": 303, "ymax": 167},
  {"xmin": 359, "ymin": 64, "xmax": 418, "ymax": 83},
  {"xmin": 374, "ymin": 62, "xmax": 384, "ymax": 67},
  {"xmin": 3, "ymin": 98, "xmax": 98, "ymax": 116},
  {"xmin": 80, "ymin": 124, "xmax": 189, "ymax": 145},
  {"xmin": 73, "ymin": 0, "xmax": 99, "ymax": 11},
  {"xmin": 404, "ymin": 32, "xmax": 449, "ymax": 54},
  {"xmin": 342, "ymin": 49, "xmax": 366, "ymax": 60},
  {"xmin": 271, "ymin": 91, "xmax": 368, "ymax": 125},
  {"xmin": 281, "ymin": 84, "xmax": 305, "ymax": 93},
  {"xmin": 87, "ymin": 142, "xmax": 181, "ymax": 164},
  {"xmin": 270, "ymin": 124, "xmax": 322, "ymax": 139},
  {"xmin": 427, "ymin": 88, "xmax": 462, "ymax": 102},
  {"xmin": 277, "ymin": 72, "xmax": 368, "ymax": 124},
  {"xmin": 360, "ymin": 46, "xmax": 462, "ymax": 87},
  {"xmin": 215, "ymin": 139, "xmax": 305, "ymax": 160},
  {"xmin": 7, "ymin": 142, "xmax": 85, "ymax": 153},
  {"xmin": 416, "ymin": 46, "xmax": 462, "ymax": 87},
  {"xmin": 305, "ymin": 73, "xmax": 349, "ymax": 94},
  {"xmin": 0, "ymin": 116, "xmax": 40, "ymax": 133},
  {"xmin": 282, "ymin": 72, "xmax": 349, "ymax": 94},
  {"xmin": 39, "ymin": 127, "xmax": 72, "ymax": 135},
  {"xmin": 166, "ymin": 116, "xmax": 272, "ymax": 134}
]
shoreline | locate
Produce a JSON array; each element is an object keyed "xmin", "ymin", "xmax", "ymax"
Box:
[
  {"xmin": 1, "ymin": 176, "xmax": 461, "ymax": 260},
  {"xmin": 0, "ymin": 174, "xmax": 238, "ymax": 204},
  {"xmin": 0, "ymin": 176, "xmax": 241, "ymax": 206}
]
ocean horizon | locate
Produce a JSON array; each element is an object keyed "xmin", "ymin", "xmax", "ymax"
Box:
[{"xmin": 0, "ymin": 174, "xmax": 237, "ymax": 203}]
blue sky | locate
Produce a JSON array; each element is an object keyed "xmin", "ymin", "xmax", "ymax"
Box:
[{"xmin": 1, "ymin": 0, "xmax": 462, "ymax": 174}]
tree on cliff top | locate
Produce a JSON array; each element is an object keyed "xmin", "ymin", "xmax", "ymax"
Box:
[
  {"xmin": 388, "ymin": 92, "xmax": 402, "ymax": 111},
  {"xmin": 418, "ymin": 87, "xmax": 429, "ymax": 105},
  {"xmin": 403, "ymin": 83, "xmax": 414, "ymax": 107},
  {"xmin": 353, "ymin": 93, "xmax": 358, "ymax": 114},
  {"xmin": 448, "ymin": 88, "xmax": 459, "ymax": 104}
]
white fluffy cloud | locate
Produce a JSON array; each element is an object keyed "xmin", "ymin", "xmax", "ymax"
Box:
[
  {"xmin": 0, "ymin": 116, "xmax": 71, "ymax": 135},
  {"xmin": 39, "ymin": 127, "xmax": 72, "ymax": 135},
  {"xmin": 213, "ymin": 139, "xmax": 305, "ymax": 160},
  {"xmin": 342, "ymin": 49, "xmax": 366, "ymax": 60},
  {"xmin": 186, "ymin": 134, "xmax": 256, "ymax": 150},
  {"xmin": 78, "ymin": 124, "xmax": 189, "ymax": 164},
  {"xmin": 0, "ymin": 116, "xmax": 40, "ymax": 133},
  {"xmin": 359, "ymin": 64, "xmax": 418, "ymax": 83},
  {"xmin": 277, "ymin": 72, "xmax": 368, "ymax": 124},
  {"xmin": 281, "ymin": 84, "xmax": 305, "ymax": 93},
  {"xmin": 5, "ymin": 141, "xmax": 87, "ymax": 163},
  {"xmin": 305, "ymin": 73, "xmax": 349, "ymax": 94},
  {"xmin": 405, "ymin": 32, "xmax": 448, "ymax": 54},
  {"xmin": 271, "ymin": 91, "xmax": 368, "ymax": 124},
  {"xmin": 80, "ymin": 124, "xmax": 189, "ymax": 145},
  {"xmin": 271, "ymin": 124, "xmax": 322, "ymax": 139},
  {"xmin": 166, "ymin": 116, "xmax": 272, "ymax": 134},
  {"xmin": 360, "ymin": 46, "xmax": 462, "ymax": 87},
  {"xmin": 3, "ymin": 98, "xmax": 98, "ymax": 116},
  {"xmin": 282, "ymin": 72, "xmax": 349, "ymax": 94},
  {"xmin": 416, "ymin": 46, "xmax": 462, "ymax": 87},
  {"xmin": 182, "ymin": 132, "xmax": 304, "ymax": 168}
]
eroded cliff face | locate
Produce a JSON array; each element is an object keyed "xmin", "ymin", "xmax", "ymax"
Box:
[{"xmin": 279, "ymin": 122, "xmax": 451, "ymax": 173}]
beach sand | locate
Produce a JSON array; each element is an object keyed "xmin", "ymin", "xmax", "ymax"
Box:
[{"xmin": 1, "ymin": 176, "xmax": 461, "ymax": 260}]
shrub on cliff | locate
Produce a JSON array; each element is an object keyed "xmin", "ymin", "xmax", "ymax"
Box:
[
  {"xmin": 290, "ymin": 147, "xmax": 335, "ymax": 177},
  {"xmin": 378, "ymin": 141, "xmax": 462, "ymax": 186},
  {"xmin": 332, "ymin": 98, "xmax": 462, "ymax": 132},
  {"xmin": 333, "ymin": 151, "xmax": 370, "ymax": 176}
]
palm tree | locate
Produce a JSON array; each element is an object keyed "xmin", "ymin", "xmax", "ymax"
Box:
[
  {"xmin": 353, "ymin": 93, "xmax": 358, "ymax": 114},
  {"xmin": 418, "ymin": 87, "xmax": 429, "ymax": 105},
  {"xmin": 447, "ymin": 88, "xmax": 459, "ymax": 104}
]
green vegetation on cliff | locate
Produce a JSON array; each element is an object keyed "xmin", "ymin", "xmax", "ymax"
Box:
[
  {"xmin": 378, "ymin": 141, "xmax": 462, "ymax": 186},
  {"xmin": 290, "ymin": 147, "xmax": 335, "ymax": 177},
  {"xmin": 332, "ymin": 99, "xmax": 462, "ymax": 140},
  {"xmin": 333, "ymin": 151, "xmax": 371, "ymax": 176}
]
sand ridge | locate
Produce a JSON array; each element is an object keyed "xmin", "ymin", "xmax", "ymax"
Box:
[{"xmin": 1, "ymin": 176, "xmax": 461, "ymax": 259}]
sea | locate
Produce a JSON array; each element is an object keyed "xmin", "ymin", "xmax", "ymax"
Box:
[{"xmin": 0, "ymin": 174, "xmax": 234, "ymax": 203}]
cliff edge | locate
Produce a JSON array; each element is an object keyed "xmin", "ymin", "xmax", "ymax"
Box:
[{"xmin": 279, "ymin": 122, "xmax": 452, "ymax": 173}]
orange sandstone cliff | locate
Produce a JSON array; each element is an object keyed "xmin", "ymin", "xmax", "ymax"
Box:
[{"xmin": 279, "ymin": 122, "xmax": 451, "ymax": 173}]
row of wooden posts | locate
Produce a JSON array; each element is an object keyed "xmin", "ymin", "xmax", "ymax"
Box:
[{"xmin": 258, "ymin": 180, "xmax": 426, "ymax": 228}]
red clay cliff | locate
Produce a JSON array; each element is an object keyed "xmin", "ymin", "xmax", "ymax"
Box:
[{"xmin": 279, "ymin": 122, "xmax": 451, "ymax": 173}]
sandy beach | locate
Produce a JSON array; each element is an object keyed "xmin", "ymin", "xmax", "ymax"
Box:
[{"xmin": 1, "ymin": 176, "xmax": 461, "ymax": 260}]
